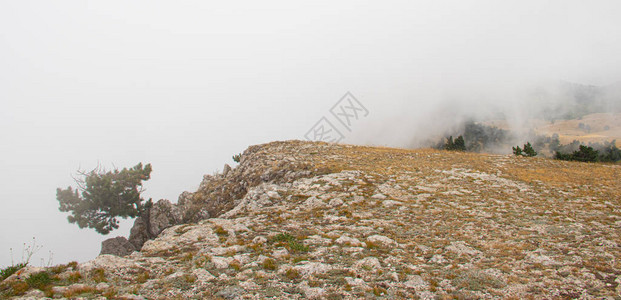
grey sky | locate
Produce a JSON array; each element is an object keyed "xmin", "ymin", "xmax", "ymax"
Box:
[{"xmin": 2, "ymin": 1, "xmax": 620, "ymax": 267}]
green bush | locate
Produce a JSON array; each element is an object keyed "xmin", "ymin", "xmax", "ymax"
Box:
[
  {"xmin": 2, "ymin": 237, "xmax": 46, "ymax": 282},
  {"xmin": 272, "ymin": 233, "xmax": 296, "ymax": 243},
  {"xmin": 512, "ymin": 142, "xmax": 537, "ymax": 157},
  {"xmin": 287, "ymin": 241, "xmax": 309, "ymax": 253},
  {"xmin": 262, "ymin": 258, "xmax": 277, "ymax": 270},
  {"xmin": 271, "ymin": 233, "xmax": 309, "ymax": 253},
  {"xmin": 523, "ymin": 142, "xmax": 537, "ymax": 157},
  {"xmin": 1, "ymin": 263, "xmax": 27, "ymax": 281}
]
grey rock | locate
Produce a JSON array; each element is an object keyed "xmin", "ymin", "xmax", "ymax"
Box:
[
  {"xmin": 24, "ymin": 288, "xmax": 46, "ymax": 297},
  {"xmin": 118, "ymin": 294, "xmax": 146, "ymax": 300},
  {"xmin": 128, "ymin": 216, "xmax": 150, "ymax": 250},
  {"xmin": 149, "ymin": 199, "xmax": 182, "ymax": 235},
  {"xmin": 216, "ymin": 286, "xmax": 245, "ymax": 299},
  {"xmin": 177, "ymin": 191, "xmax": 193, "ymax": 206},
  {"xmin": 404, "ymin": 275, "xmax": 428, "ymax": 290},
  {"xmin": 252, "ymin": 236, "xmax": 267, "ymax": 244},
  {"xmin": 223, "ymin": 164, "xmax": 232, "ymax": 177},
  {"xmin": 100, "ymin": 236, "xmax": 136, "ymax": 256},
  {"xmin": 95, "ymin": 282, "xmax": 110, "ymax": 291},
  {"xmin": 127, "ymin": 199, "xmax": 183, "ymax": 250}
]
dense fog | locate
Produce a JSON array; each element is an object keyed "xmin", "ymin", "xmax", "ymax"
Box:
[{"xmin": 1, "ymin": 0, "xmax": 620, "ymax": 267}]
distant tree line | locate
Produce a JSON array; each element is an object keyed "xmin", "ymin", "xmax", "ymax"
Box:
[
  {"xmin": 433, "ymin": 120, "xmax": 620, "ymax": 163},
  {"xmin": 435, "ymin": 122, "xmax": 511, "ymax": 153},
  {"xmin": 553, "ymin": 140, "xmax": 621, "ymax": 162},
  {"xmin": 437, "ymin": 122, "xmax": 620, "ymax": 163},
  {"xmin": 514, "ymin": 138, "xmax": 621, "ymax": 162}
]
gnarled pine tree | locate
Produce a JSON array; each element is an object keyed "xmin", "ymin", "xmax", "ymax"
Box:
[{"xmin": 57, "ymin": 163, "xmax": 152, "ymax": 234}]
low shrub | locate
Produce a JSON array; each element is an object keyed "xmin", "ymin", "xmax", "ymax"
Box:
[
  {"xmin": 213, "ymin": 226, "xmax": 228, "ymax": 236},
  {"xmin": 272, "ymin": 233, "xmax": 296, "ymax": 243},
  {"xmin": 1, "ymin": 263, "xmax": 27, "ymax": 281},
  {"xmin": 26, "ymin": 271, "xmax": 53, "ymax": 290},
  {"xmin": 262, "ymin": 258, "xmax": 277, "ymax": 271},
  {"xmin": 271, "ymin": 233, "xmax": 309, "ymax": 253},
  {"xmin": 90, "ymin": 268, "xmax": 106, "ymax": 283},
  {"xmin": 285, "ymin": 268, "xmax": 300, "ymax": 280}
]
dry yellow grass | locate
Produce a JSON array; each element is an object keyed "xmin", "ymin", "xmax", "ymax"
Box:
[
  {"xmin": 305, "ymin": 143, "xmax": 619, "ymax": 201},
  {"xmin": 486, "ymin": 113, "xmax": 621, "ymax": 146}
]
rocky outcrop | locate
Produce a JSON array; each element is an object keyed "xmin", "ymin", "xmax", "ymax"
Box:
[
  {"xmin": 6, "ymin": 141, "xmax": 620, "ymax": 299},
  {"xmin": 103, "ymin": 141, "xmax": 342, "ymax": 254},
  {"xmin": 127, "ymin": 199, "xmax": 183, "ymax": 250},
  {"xmin": 179, "ymin": 141, "xmax": 341, "ymax": 223},
  {"xmin": 101, "ymin": 199, "xmax": 186, "ymax": 255}
]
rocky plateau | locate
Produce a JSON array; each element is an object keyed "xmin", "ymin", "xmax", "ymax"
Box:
[{"xmin": 2, "ymin": 140, "xmax": 620, "ymax": 299}]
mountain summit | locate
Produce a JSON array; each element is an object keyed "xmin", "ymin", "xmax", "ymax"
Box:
[{"xmin": 2, "ymin": 141, "xmax": 620, "ymax": 299}]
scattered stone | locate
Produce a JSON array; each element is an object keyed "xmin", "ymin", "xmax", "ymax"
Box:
[
  {"xmin": 266, "ymin": 191, "xmax": 280, "ymax": 199},
  {"xmin": 100, "ymin": 236, "xmax": 137, "ymax": 256},
  {"xmin": 371, "ymin": 193, "xmax": 387, "ymax": 200},
  {"xmin": 526, "ymin": 251, "xmax": 559, "ymax": 266},
  {"xmin": 298, "ymin": 281, "xmax": 326, "ymax": 299},
  {"xmin": 118, "ymin": 294, "xmax": 146, "ymax": 300},
  {"xmin": 212, "ymin": 256, "xmax": 233, "ymax": 269},
  {"xmin": 51, "ymin": 286, "xmax": 68, "ymax": 294},
  {"xmin": 446, "ymin": 241, "xmax": 482, "ymax": 256},
  {"xmin": 382, "ymin": 200, "xmax": 402, "ymax": 207},
  {"xmin": 79, "ymin": 254, "xmax": 137, "ymax": 273},
  {"xmin": 417, "ymin": 290, "xmax": 436, "ymax": 300},
  {"xmin": 303, "ymin": 196, "xmax": 325, "ymax": 209},
  {"xmin": 210, "ymin": 245, "xmax": 245, "ymax": 256},
  {"xmin": 252, "ymin": 236, "xmax": 267, "ymax": 244},
  {"xmin": 328, "ymin": 198, "xmax": 344, "ymax": 207},
  {"xmin": 404, "ymin": 275, "xmax": 428, "ymax": 291},
  {"xmin": 335, "ymin": 235, "xmax": 364, "ymax": 247},
  {"xmin": 345, "ymin": 277, "xmax": 370, "ymax": 289},
  {"xmin": 354, "ymin": 257, "xmax": 381, "ymax": 271},
  {"xmin": 24, "ymin": 289, "xmax": 46, "ymax": 297},
  {"xmin": 366, "ymin": 234, "xmax": 397, "ymax": 247},
  {"xmin": 193, "ymin": 268, "xmax": 216, "ymax": 282},
  {"xmin": 216, "ymin": 286, "xmax": 245, "ymax": 299},
  {"xmin": 272, "ymin": 248, "xmax": 289, "ymax": 259},
  {"xmin": 295, "ymin": 262, "xmax": 333, "ymax": 277},
  {"xmin": 429, "ymin": 254, "xmax": 448, "ymax": 264}
]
